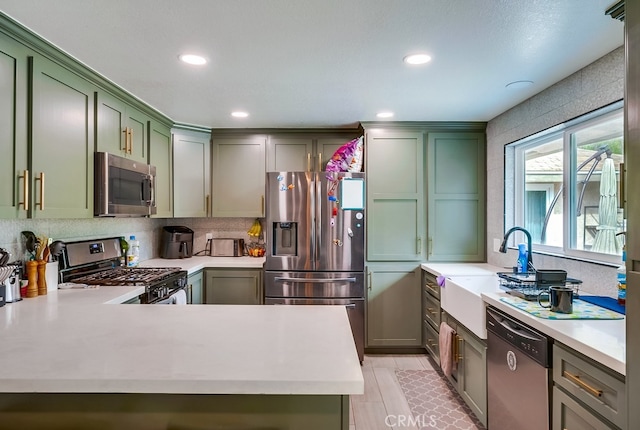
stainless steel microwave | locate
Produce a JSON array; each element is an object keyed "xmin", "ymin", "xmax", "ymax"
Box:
[{"xmin": 94, "ymin": 152, "xmax": 156, "ymax": 217}]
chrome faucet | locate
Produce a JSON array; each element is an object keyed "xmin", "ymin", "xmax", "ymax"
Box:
[{"xmin": 499, "ymin": 226, "xmax": 534, "ymax": 272}]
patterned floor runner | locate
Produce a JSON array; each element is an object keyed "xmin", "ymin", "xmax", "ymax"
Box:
[{"xmin": 395, "ymin": 368, "xmax": 485, "ymax": 430}]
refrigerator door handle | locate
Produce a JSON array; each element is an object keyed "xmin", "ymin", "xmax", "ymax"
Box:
[{"xmin": 274, "ymin": 277, "xmax": 357, "ymax": 283}]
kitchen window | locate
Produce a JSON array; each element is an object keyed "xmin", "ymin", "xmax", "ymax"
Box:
[{"xmin": 505, "ymin": 101, "xmax": 625, "ymax": 264}]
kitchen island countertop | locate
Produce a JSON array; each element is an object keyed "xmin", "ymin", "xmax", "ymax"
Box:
[{"xmin": 0, "ymin": 287, "xmax": 363, "ymax": 395}]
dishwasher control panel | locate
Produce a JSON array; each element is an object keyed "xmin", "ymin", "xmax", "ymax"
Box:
[{"xmin": 486, "ymin": 306, "xmax": 551, "ymax": 367}]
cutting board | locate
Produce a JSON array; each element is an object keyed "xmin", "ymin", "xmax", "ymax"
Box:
[{"xmin": 500, "ymin": 296, "xmax": 624, "ymax": 320}]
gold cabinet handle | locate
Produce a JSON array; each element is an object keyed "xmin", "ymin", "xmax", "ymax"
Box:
[
  {"xmin": 425, "ymin": 282, "xmax": 438, "ymax": 295},
  {"xmin": 563, "ymin": 370, "xmax": 603, "ymax": 398},
  {"xmin": 427, "ymin": 338, "xmax": 437, "ymax": 348},
  {"xmin": 453, "ymin": 335, "xmax": 463, "ymax": 363},
  {"xmin": 307, "ymin": 153, "xmax": 311, "ymax": 172},
  {"xmin": 368, "ymin": 272, "xmax": 372, "ymax": 292},
  {"xmin": 35, "ymin": 172, "xmax": 45, "ymax": 210},
  {"xmin": 417, "ymin": 237, "xmax": 422, "ymax": 254},
  {"xmin": 318, "ymin": 152, "xmax": 322, "ymax": 172},
  {"xmin": 261, "ymin": 195, "xmax": 265, "ymax": 216},
  {"xmin": 19, "ymin": 169, "xmax": 29, "ymax": 211},
  {"xmin": 205, "ymin": 194, "xmax": 210, "ymax": 217},
  {"xmin": 128, "ymin": 127, "xmax": 134, "ymax": 154},
  {"xmin": 122, "ymin": 128, "xmax": 128, "ymax": 152},
  {"xmin": 428, "ymin": 237, "xmax": 433, "ymax": 256}
]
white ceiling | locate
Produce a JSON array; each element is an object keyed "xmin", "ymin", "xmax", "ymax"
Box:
[{"xmin": 0, "ymin": 0, "xmax": 624, "ymax": 129}]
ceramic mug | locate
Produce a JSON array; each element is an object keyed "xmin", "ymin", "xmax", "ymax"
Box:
[{"xmin": 538, "ymin": 286, "xmax": 574, "ymax": 313}]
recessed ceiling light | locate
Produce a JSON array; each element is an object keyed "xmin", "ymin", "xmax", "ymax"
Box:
[
  {"xmin": 376, "ymin": 111, "xmax": 394, "ymax": 118},
  {"xmin": 505, "ymin": 80, "xmax": 534, "ymax": 90},
  {"xmin": 403, "ymin": 54, "xmax": 432, "ymax": 65},
  {"xmin": 179, "ymin": 54, "xmax": 207, "ymax": 65},
  {"xmin": 231, "ymin": 111, "xmax": 249, "ymax": 118}
]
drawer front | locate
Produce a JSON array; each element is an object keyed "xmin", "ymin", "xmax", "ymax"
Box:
[
  {"xmin": 422, "ymin": 270, "xmax": 440, "ymax": 299},
  {"xmin": 553, "ymin": 386, "xmax": 619, "ymax": 430},
  {"xmin": 423, "ymin": 320, "xmax": 440, "ymax": 366},
  {"xmin": 553, "ymin": 343, "xmax": 626, "ymax": 429},
  {"xmin": 423, "ymin": 290, "xmax": 441, "ymax": 329}
]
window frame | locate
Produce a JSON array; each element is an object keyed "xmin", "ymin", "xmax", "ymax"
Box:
[{"xmin": 505, "ymin": 100, "xmax": 624, "ymax": 265}]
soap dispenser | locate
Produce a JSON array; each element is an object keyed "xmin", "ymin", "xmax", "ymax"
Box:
[{"xmin": 517, "ymin": 243, "xmax": 528, "ymax": 274}]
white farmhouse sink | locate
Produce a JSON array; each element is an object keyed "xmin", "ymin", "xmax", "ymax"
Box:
[{"xmin": 441, "ymin": 275, "xmax": 503, "ymax": 339}]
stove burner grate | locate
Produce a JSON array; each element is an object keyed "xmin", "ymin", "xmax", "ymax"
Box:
[{"xmin": 72, "ymin": 266, "xmax": 183, "ymax": 286}]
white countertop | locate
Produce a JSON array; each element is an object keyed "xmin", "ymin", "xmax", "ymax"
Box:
[
  {"xmin": 139, "ymin": 256, "xmax": 265, "ymax": 274},
  {"xmin": 421, "ymin": 262, "xmax": 505, "ymax": 277},
  {"xmin": 0, "ymin": 287, "xmax": 363, "ymax": 395},
  {"xmin": 422, "ymin": 263, "xmax": 625, "ymax": 376},
  {"xmin": 483, "ymin": 291, "xmax": 625, "ymax": 375}
]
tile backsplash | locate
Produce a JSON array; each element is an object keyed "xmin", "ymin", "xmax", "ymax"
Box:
[{"xmin": 0, "ymin": 217, "xmax": 262, "ymax": 264}]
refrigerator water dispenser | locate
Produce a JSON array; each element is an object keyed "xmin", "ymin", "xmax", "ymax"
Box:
[{"xmin": 273, "ymin": 222, "xmax": 298, "ymax": 256}]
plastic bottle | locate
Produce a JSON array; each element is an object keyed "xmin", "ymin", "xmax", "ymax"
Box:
[
  {"xmin": 516, "ymin": 243, "xmax": 528, "ymax": 274},
  {"xmin": 119, "ymin": 236, "xmax": 128, "ymax": 267},
  {"xmin": 617, "ymin": 246, "xmax": 626, "ymax": 305},
  {"xmin": 127, "ymin": 235, "xmax": 140, "ymax": 267}
]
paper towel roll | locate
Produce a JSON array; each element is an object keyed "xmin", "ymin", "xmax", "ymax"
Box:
[{"xmin": 46, "ymin": 262, "xmax": 59, "ymax": 292}]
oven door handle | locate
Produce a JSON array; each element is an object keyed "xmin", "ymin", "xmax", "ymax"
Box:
[
  {"xmin": 147, "ymin": 284, "xmax": 188, "ymax": 304},
  {"xmin": 273, "ymin": 277, "xmax": 356, "ymax": 283}
]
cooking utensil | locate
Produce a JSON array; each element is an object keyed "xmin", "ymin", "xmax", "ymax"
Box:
[
  {"xmin": 0, "ymin": 248, "xmax": 9, "ymax": 266},
  {"xmin": 49, "ymin": 240, "xmax": 66, "ymax": 262},
  {"xmin": 21, "ymin": 231, "xmax": 37, "ymax": 255}
]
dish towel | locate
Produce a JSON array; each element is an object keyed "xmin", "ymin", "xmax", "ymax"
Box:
[
  {"xmin": 439, "ymin": 321, "xmax": 456, "ymax": 377},
  {"xmin": 171, "ymin": 289, "xmax": 188, "ymax": 305}
]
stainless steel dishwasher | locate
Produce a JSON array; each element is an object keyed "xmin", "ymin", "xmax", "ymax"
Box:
[{"xmin": 486, "ymin": 306, "xmax": 552, "ymax": 430}]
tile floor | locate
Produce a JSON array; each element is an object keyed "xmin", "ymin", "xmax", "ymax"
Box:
[{"xmin": 349, "ymin": 354, "xmax": 483, "ymax": 430}]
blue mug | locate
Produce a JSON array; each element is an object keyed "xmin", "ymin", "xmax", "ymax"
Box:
[{"xmin": 538, "ymin": 286, "xmax": 573, "ymax": 314}]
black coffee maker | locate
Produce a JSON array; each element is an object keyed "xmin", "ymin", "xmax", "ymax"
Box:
[{"xmin": 160, "ymin": 226, "xmax": 194, "ymax": 259}]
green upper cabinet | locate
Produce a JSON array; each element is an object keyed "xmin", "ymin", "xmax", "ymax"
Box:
[
  {"xmin": 266, "ymin": 135, "xmax": 314, "ymax": 171},
  {"xmin": 172, "ymin": 128, "xmax": 211, "ymax": 218},
  {"xmin": 365, "ymin": 130, "xmax": 425, "ymax": 261},
  {"xmin": 96, "ymin": 90, "xmax": 148, "ymax": 163},
  {"xmin": 149, "ymin": 120, "xmax": 172, "ymax": 218},
  {"xmin": 211, "ymin": 134, "xmax": 266, "ymax": 217},
  {"xmin": 30, "ymin": 55, "xmax": 95, "ymax": 219},
  {"xmin": 0, "ymin": 32, "xmax": 29, "ymax": 219},
  {"xmin": 266, "ymin": 132, "xmax": 360, "ymax": 172},
  {"xmin": 427, "ymin": 132, "xmax": 486, "ymax": 262}
]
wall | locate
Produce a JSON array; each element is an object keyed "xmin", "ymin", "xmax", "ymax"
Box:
[
  {"xmin": 485, "ymin": 46, "xmax": 625, "ymax": 296},
  {"xmin": 0, "ymin": 217, "xmax": 258, "ymax": 264}
]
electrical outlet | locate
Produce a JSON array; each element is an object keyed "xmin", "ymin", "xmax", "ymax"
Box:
[
  {"xmin": 205, "ymin": 233, "xmax": 213, "ymax": 241},
  {"xmin": 493, "ymin": 238, "xmax": 502, "ymax": 253}
]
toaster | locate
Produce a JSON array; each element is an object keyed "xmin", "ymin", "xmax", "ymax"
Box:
[{"xmin": 210, "ymin": 238, "xmax": 245, "ymax": 257}]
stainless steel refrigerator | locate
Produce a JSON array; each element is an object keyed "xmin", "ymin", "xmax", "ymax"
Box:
[{"xmin": 264, "ymin": 171, "xmax": 366, "ymax": 362}]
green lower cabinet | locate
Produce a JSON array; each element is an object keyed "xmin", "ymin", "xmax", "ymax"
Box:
[
  {"xmin": 188, "ymin": 270, "xmax": 203, "ymax": 304},
  {"xmin": 443, "ymin": 313, "xmax": 487, "ymax": 427},
  {"xmin": 552, "ymin": 343, "xmax": 626, "ymax": 429},
  {"xmin": 204, "ymin": 269, "xmax": 262, "ymax": 305},
  {"xmin": 366, "ymin": 263, "xmax": 422, "ymax": 347}
]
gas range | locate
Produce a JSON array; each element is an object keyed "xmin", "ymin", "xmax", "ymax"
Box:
[{"xmin": 59, "ymin": 237, "xmax": 188, "ymax": 304}]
